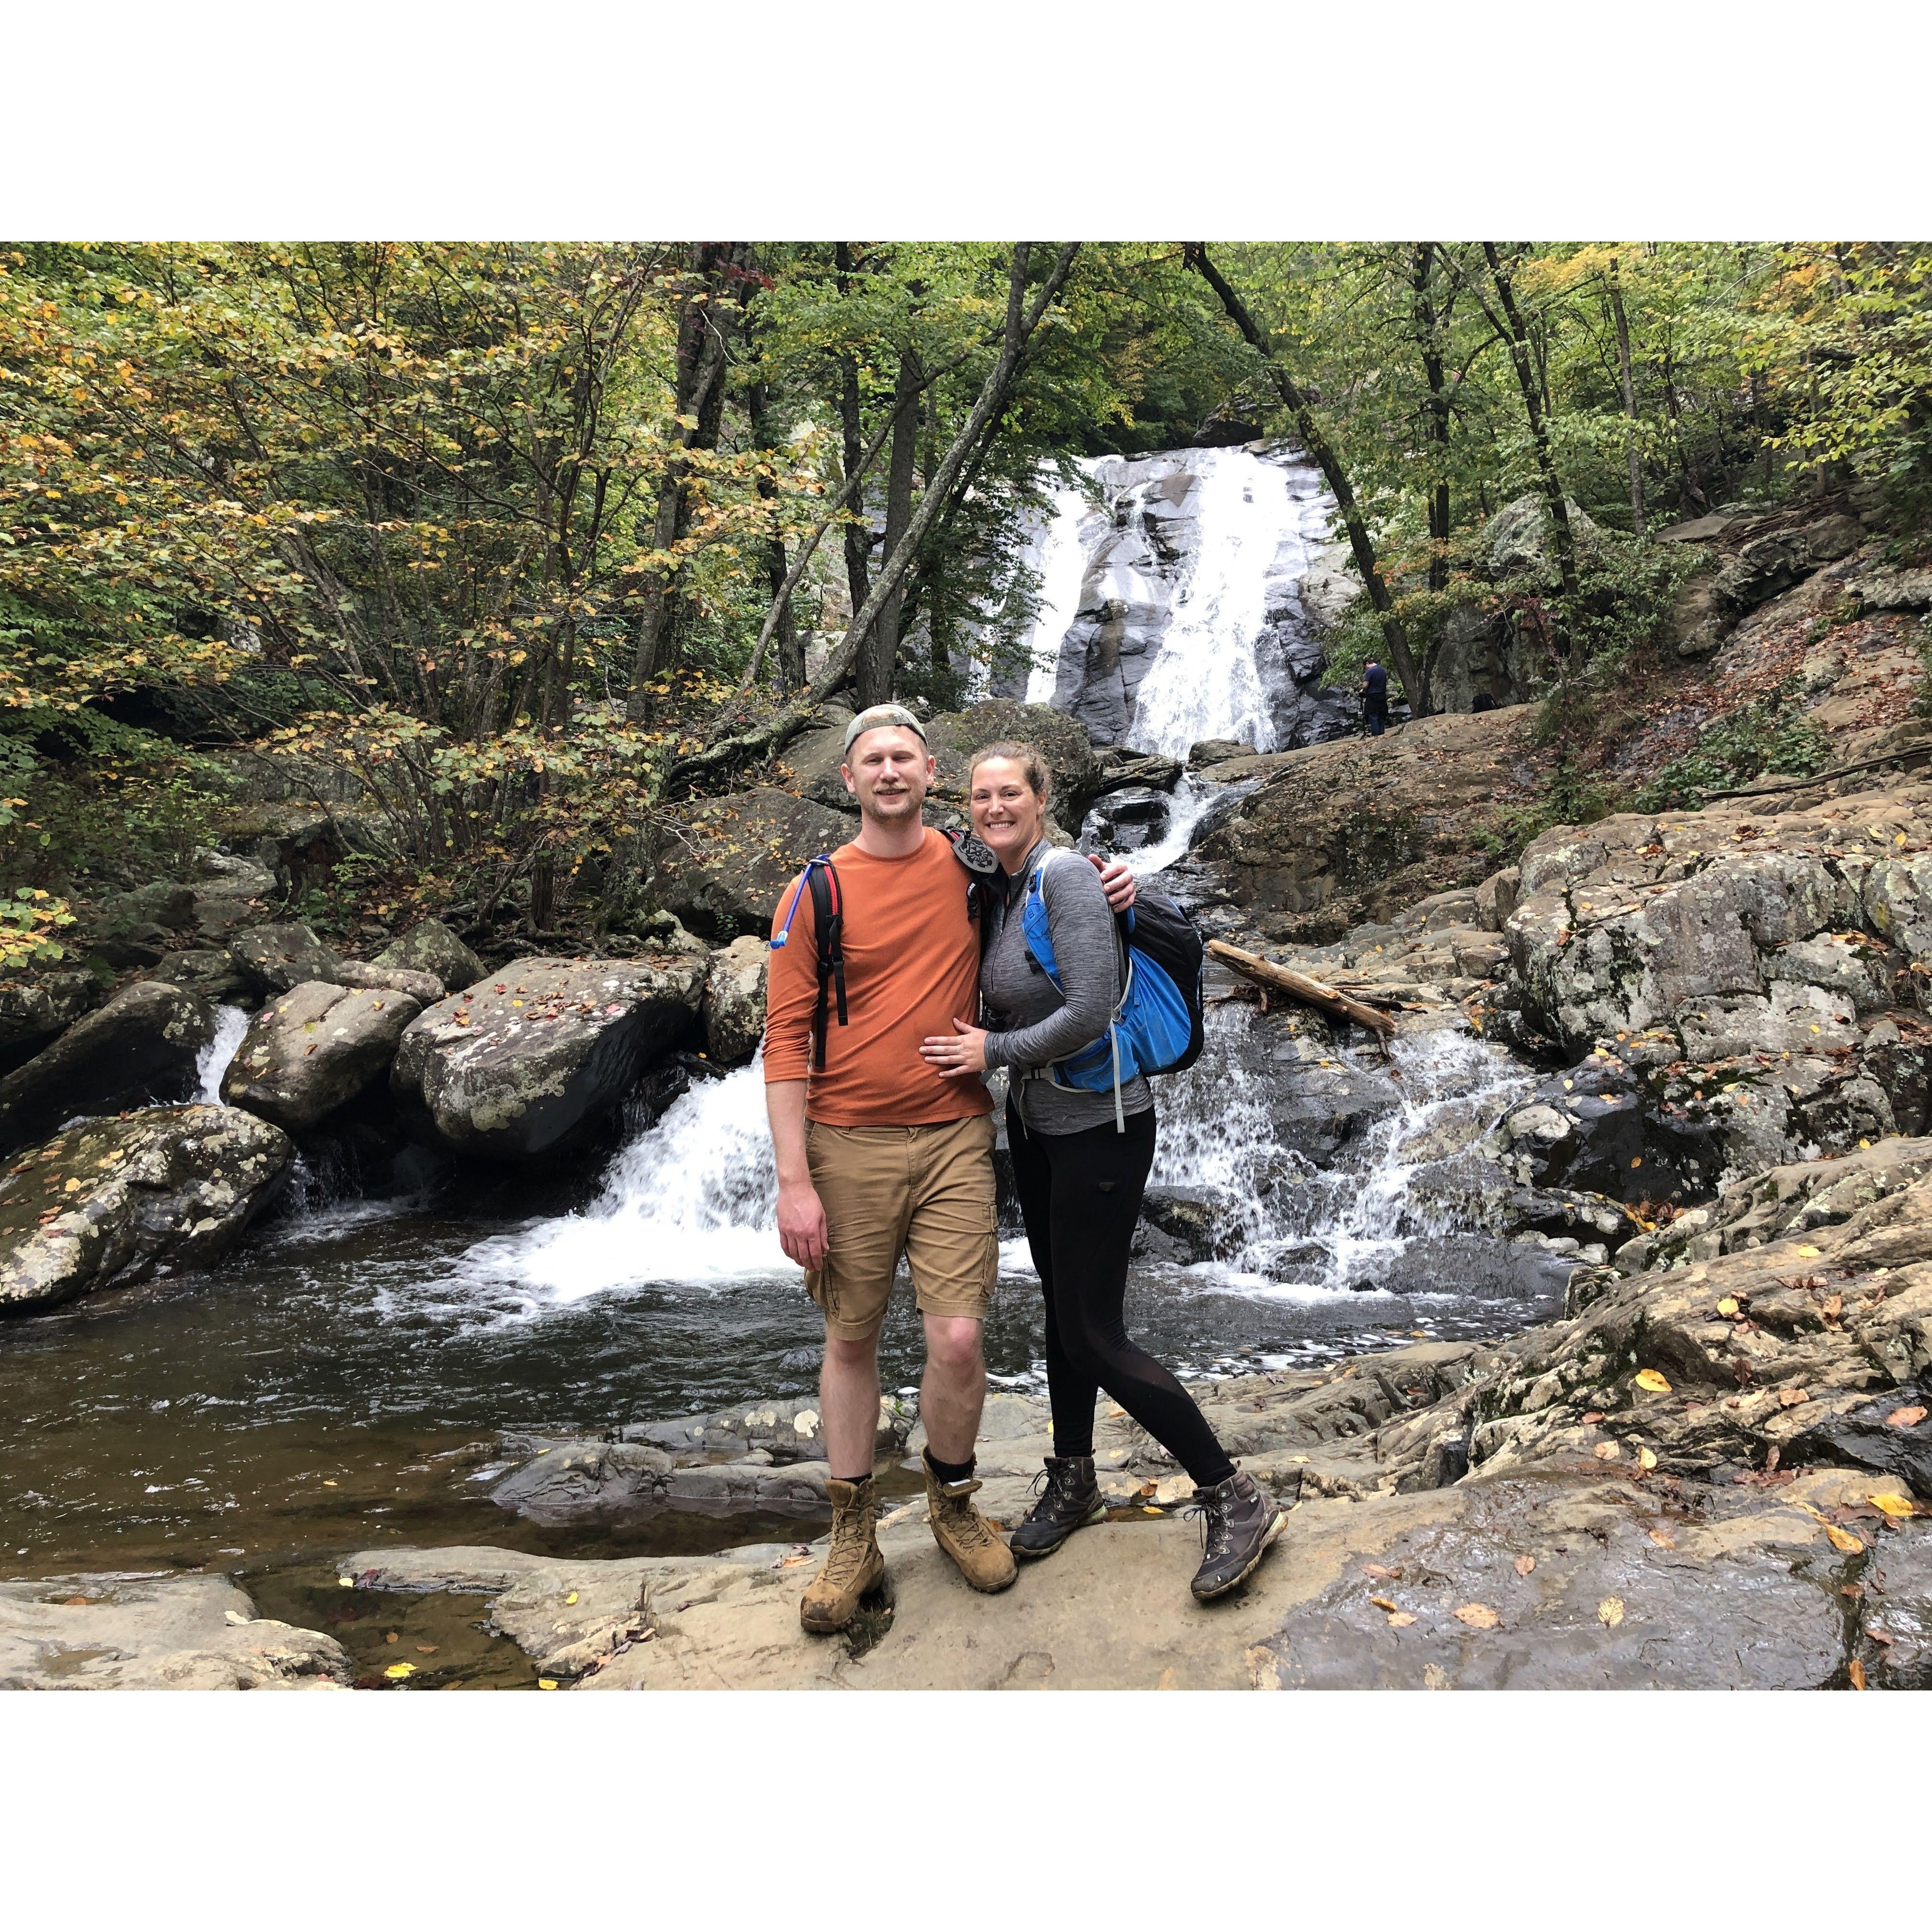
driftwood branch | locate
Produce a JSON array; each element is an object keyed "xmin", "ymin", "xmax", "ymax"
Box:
[
  {"xmin": 1206, "ymin": 939, "xmax": 1396, "ymax": 1037},
  {"xmin": 1700, "ymin": 743, "xmax": 1932, "ymax": 802}
]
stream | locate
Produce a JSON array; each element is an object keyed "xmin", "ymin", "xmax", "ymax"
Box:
[{"xmin": 0, "ymin": 443, "xmax": 1567, "ymax": 1627}]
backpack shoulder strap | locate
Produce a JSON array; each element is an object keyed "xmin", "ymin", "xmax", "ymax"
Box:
[{"xmin": 770, "ymin": 854, "xmax": 845, "ymax": 1072}]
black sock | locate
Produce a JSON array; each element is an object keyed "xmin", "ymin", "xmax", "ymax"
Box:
[
  {"xmin": 924, "ymin": 1448, "xmax": 975, "ymax": 1485},
  {"xmin": 833, "ymin": 1471, "xmax": 873, "ymax": 1487}
]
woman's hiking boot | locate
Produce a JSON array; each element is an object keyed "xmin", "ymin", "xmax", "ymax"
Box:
[
  {"xmin": 799, "ymin": 1475, "xmax": 885, "ymax": 1633},
  {"xmin": 923, "ymin": 1457, "xmax": 1017, "ymax": 1594},
  {"xmin": 1187, "ymin": 1468, "xmax": 1285, "ymax": 1602},
  {"xmin": 1011, "ymin": 1455, "xmax": 1105, "ymax": 1560}
]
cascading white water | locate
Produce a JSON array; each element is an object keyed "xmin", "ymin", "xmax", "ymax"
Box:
[
  {"xmin": 454, "ymin": 1058, "xmax": 789, "ymax": 1312},
  {"xmin": 195, "ymin": 1005, "xmax": 251, "ymax": 1104},
  {"xmin": 1020, "ymin": 480, "xmax": 1094, "ymax": 706}
]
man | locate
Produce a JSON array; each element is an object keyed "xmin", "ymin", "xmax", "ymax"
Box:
[
  {"xmin": 1362, "ymin": 659, "xmax": 1390, "ymax": 737},
  {"xmin": 764, "ymin": 702, "xmax": 1137, "ymax": 1634}
]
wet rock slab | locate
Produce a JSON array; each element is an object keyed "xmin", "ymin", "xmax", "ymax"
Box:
[
  {"xmin": 0, "ymin": 1573, "xmax": 350, "ymax": 1689},
  {"xmin": 220, "ymin": 979, "xmax": 423, "ymax": 1130}
]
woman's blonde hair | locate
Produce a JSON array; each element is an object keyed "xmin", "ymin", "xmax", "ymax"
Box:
[{"xmin": 967, "ymin": 739, "xmax": 1052, "ymax": 804}]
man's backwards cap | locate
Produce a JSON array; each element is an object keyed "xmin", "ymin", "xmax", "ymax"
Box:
[{"xmin": 842, "ymin": 704, "xmax": 929, "ymax": 757}]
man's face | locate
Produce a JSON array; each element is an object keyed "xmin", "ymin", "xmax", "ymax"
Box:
[{"xmin": 842, "ymin": 726, "xmax": 934, "ymax": 824}]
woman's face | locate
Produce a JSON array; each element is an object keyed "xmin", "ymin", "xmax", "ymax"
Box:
[{"xmin": 969, "ymin": 757, "xmax": 1045, "ymax": 864}]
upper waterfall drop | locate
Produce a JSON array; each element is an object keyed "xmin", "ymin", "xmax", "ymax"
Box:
[{"xmin": 998, "ymin": 443, "xmax": 1346, "ymax": 763}]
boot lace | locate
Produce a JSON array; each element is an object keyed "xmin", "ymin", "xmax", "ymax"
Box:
[
  {"xmin": 1185, "ymin": 1484, "xmax": 1238, "ymax": 1563},
  {"xmin": 819, "ymin": 1503, "xmax": 875, "ymax": 1585},
  {"xmin": 938, "ymin": 1486, "xmax": 1000, "ymax": 1551}
]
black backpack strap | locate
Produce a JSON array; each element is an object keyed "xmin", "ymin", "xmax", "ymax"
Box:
[
  {"xmin": 943, "ymin": 824, "xmax": 1002, "ymax": 932},
  {"xmin": 806, "ymin": 858, "xmax": 844, "ymax": 1073}
]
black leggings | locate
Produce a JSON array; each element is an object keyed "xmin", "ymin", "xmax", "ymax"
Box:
[{"xmin": 1006, "ymin": 1100, "xmax": 1235, "ymax": 1488}]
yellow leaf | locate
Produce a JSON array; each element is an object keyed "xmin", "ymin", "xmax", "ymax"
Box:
[
  {"xmin": 1716, "ymin": 1298, "xmax": 1739, "ymax": 1316},
  {"xmin": 1638, "ymin": 1447, "xmax": 1658, "ymax": 1471},
  {"xmin": 1598, "ymin": 1597, "xmax": 1625, "ymax": 1627},
  {"xmin": 1387, "ymin": 1611, "xmax": 1415, "ymax": 1628},
  {"xmin": 1849, "ymin": 1657, "xmax": 1867, "ymax": 1690},
  {"xmin": 1369, "ymin": 1595, "xmax": 1397, "ymax": 1612},
  {"xmin": 1454, "ymin": 1602, "xmax": 1499, "ymax": 1629},
  {"xmin": 1826, "ymin": 1524, "xmax": 1865, "ymax": 1554},
  {"xmin": 1794, "ymin": 1245, "xmax": 1822, "ymax": 1258},
  {"xmin": 322, "ymin": 1479, "xmax": 337, "ymax": 1487},
  {"xmin": 1870, "ymin": 1493, "xmax": 1916, "ymax": 1519},
  {"xmin": 1634, "ymin": 1369, "xmax": 1671, "ymax": 1393},
  {"xmin": 538, "ymin": 1677, "xmax": 559, "ymax": 1690},
  {"xmin": 336, "ymin": 1576, "xmax": 354, "ymax": 1587},
  {"xmin": 383, "ymin": 1662, "xmax": 414, "ymax": 1679},
  {"xmin": 1647, "ymin": 1527, "xmax": 1676, "ymax": 1548},
  {"xmin": 1514, "ymin": 1554, "xmax": 1536, "ymax": 1576},
  {"xmin": 564, "ymin": 1591, "xmax": 579, "ymax": 1606}
]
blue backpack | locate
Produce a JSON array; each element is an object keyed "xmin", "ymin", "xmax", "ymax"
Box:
[{"xmin": 1020, "ymin": 851, "xmax": 1206, "ymax": 1129}]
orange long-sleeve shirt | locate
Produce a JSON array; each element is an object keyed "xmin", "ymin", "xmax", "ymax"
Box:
[{"xmin": 763, "ymin": 827, "xmax": 992, "ymax": 1127}]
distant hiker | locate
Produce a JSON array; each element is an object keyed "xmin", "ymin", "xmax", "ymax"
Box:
[
  {"xmin": 764, "ymin": 703, "xmax": 1138, "ymax": 1635},
  {"xmin": 1362, "ymin": 660, "xmax": 1390, "ymax": 737},
  {"xmin": 920, "ymin": 742, "xmax": 1288, "ymax": 1602}
]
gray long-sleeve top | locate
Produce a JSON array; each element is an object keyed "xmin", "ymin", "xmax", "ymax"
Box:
[{"xmin": 980, "ymin": 836, "xmax": 1153, "ymax": 1134}]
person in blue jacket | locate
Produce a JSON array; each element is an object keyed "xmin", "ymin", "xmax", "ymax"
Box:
[{"xmin": 1362, "ymin": 659, "xmax": 1390, "ymax": 736}]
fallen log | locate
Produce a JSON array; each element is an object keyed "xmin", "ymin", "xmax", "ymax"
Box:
[{"xmin": 1206, "ymin": 940, "xmax": 1396, "ymax": 1037}]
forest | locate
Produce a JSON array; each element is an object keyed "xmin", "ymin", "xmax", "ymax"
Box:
[{"xmin": 2, "ymin": 239, "xmax": 1928, "ymax": 963}]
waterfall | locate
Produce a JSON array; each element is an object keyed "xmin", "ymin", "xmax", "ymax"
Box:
[
  {"xmin": 1020, "ymin": 480, "xmax": 1095, "ymax": 705},
  {"xmin": 1150, "ymin": 1006, "xmax": 1535, "ymax": 1294},
  {"xmin": 454, "ymin": 1058, "xmax": 788, "ymax": 1311},
  {"xmin": 195, "ymin": 1004, "xmax": 251, "ymax": 1105}
]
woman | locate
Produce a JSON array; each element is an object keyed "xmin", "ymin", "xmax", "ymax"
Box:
[{"xmin": 920, "ymin": 741, "xmax": 1284, "ymax": 1602}]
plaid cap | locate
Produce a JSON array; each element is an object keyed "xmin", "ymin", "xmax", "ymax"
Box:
[{"xmin": 841, "ymin": 703, "xmax": 929, "ymax": 756}]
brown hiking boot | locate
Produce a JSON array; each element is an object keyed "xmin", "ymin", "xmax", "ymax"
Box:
[
  {"xmin": 924, "ymin": 1457, "xmax": 1017, "ymax": 1594},
  {"xmin": 800, "ymin": 1475, "xmax": 886, "ymax": 1634}
]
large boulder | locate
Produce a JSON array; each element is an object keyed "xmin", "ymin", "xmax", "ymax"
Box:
[
  {"xmin": 186, "ymin": 850, "xmax": 278, "ymax": 939},
  {"xmin": 924, "ymin": 698, "xmax": 1105, "ymax": 829},
  {"xmin": 374, "ymin": 918, "xmax": 485, "ymax": 993},
  {"xmin": 229, "ymin": 922, "xmax": 442, "ymax": 1004},
  {"xmin": 0, "ymin": 1104, "xmax": 295, "ymax": 1313},
  {"xmin": 390, "ymin": 956, "xmax": 704, "ymax": 1160},
  {"xmin": 0, "ymin": 1573, "xmax": 350, "ymax": 1690},
  {"xmin": 0, "ymin": 971, "xmax": 98, "ymax": 1066},
  {"xmin": 1476, "ymin": 493, "xmax": 1603, "ymax": 582},
  {"xmin": 702, "ymin": 935, "xmax": 768, "ymax": 1066},
  {"xmin": 0, "ymin": 980, "xmax": 214, "ymax": 1157},
  {"xmin": 220, "ymin": 980, "xmax": 423, "ymax": 1131},
  {"xmin": 654, "ymin": 788, "xmax": 852, "ymax": 941}
]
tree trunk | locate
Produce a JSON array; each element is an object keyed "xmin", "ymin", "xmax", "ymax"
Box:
[
  {"xmin": 746, "ymin": 380, "xmax": 803, "ymax": 690},
  {"xmin": 1409, "ymin": 244, "xmax": 1453, "ymax": 595},
  {"xmin": 1481, "ymin": 243, "xmax": 1580, "ymax": 609},
  {"xmin": 1186, "ymin": 243, "xmax": 1427, "ymax": 715},
  {"xmin": 856, "ymin": 347, "xmax": 923, "ymax": 708},
  {"xmin": 626, "ymin": 242, "xmax": 746, "ymax": 717},
  {"xmin": 1608, "ymin": 258, "xmax": 1646, "ymax": 540},
  {"xmin": 833, "ymin": 244, "xmax": 872, "ymax": 634}
]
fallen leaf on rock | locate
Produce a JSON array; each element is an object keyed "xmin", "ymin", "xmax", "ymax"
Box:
[
  {"xmin": 1887, "ymin": 1405, "xmax": 1928, "ymax": 1428},
  {"xmin": 384, "ymin": 1631, "xmax": 399, "ymax": 1644},
  {"xmin": 1821, "ymin": 1294, "xmax": 1843, "ymax": 1324},
  {"xmin": 1795, "ymin": 1245, "xmax": 1822, "ymax": 1258},
  {"xmin": 1361, "ymin": 1563, "xmax": 1402, "ymax": 1580},
  {"xmin": 383, "ymin": 1662, "xmax": 414, "ymax": 1679},
  {"xmin": 414, "ymin": 1644, "xmax": 437, "ymax": 1655},
  {"xmin": 537, "ymin": 1678, "xmax": 558, "ymax": 1690},
  {"xmin": 1868, "ymin": 1628, "xmax": 1895, "ymax": 1646},
  {"xmin": 1826, "ymin": 1525, "xmax": 1865, "ymax": 1554},
  {"xmin": 63, "ymin": 1596, "xmax": 88, "ymax": 1607},
  {"xmin": 1870, "ymin": 1493, "xmax": 1917, "ymax": 1519},
  {"xmin": 1515, "ymin": 1554, "xmax": 1536, "ymax": 1576},
  {"xmin": 1647, "ymin": 1527, "xmax": 1676, "ymax": 1548},
  {"xmin": 1594, "ymin": 1442, "xmax": 1622, "ymax": 1460},
  {"xmin": 1779, "ymin": 1388, "xmax": 1810, "ymax": 1407},
  {"xmin": 1716, "ymin": 1298, "xmax": 1739, "ymax": 1317},
  {"xmin": 1849, "ymin": 1658, "xmax": 1866, "ymax": 1690},
  {"xmin": 1842, "ymin": 1582, "xmax": 1865, "ymax": 1599},
  {"xmin": 337, "ymin": 1576, "xmax": 353, "ymax": 1588},
  {"xmin": 1369, "ymin": 1596, "xmax": 1397, "ymax": 1612},
  {"xmin": 1387, "ymin": 1611, "xmax": 1415, "ymax": 1628},
  {"xmin": 1634, "ymin": 1447, "xmax": 1657, "ymax": 1472},
  {"xmin": 1598, "ymin": 1597, "xmax": 1625, "ymax": 1627},
  {"xmin": 1634, "ymin": 1369, "xmax": 1671, "ymax": 1393},
  {"xmin": 564, "ymin": 1591, "xmax": 579, "ymax": 1606},
  {"xmin": 1454, "ymin": 1602, "xmax": 1499, "ymax": 1629}
]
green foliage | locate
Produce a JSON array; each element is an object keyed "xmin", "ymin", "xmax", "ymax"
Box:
[
  {"xmin": 1633, "ymin": 683, "xmax": 1830, "ymax": 812},
  {"xmin": 0, "ymin": 886, "xmax": 73, "ymax": 972}
]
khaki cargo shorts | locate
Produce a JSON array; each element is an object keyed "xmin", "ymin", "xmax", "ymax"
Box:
[{"xmin": 803, "ymin": 1114, "xmax": 999, "ymax": 1340}]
